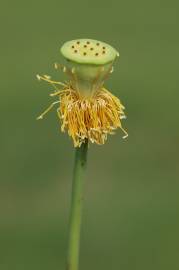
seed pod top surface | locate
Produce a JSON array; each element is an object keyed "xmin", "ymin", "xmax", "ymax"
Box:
[{"xmin": 60, "ymin": 39, "xmax": 119, "ymax": 65}]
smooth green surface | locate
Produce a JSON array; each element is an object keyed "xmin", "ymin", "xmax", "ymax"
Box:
[
  {"xmin": 67, "ymin": 141, "xmax": 88, "ymax": 270},
  {"xmin": 62, "ymin": 61, "xmax": 113, "ymax": 95},
  {"xmin": 0, "ymin": 0, "xmax": 179, "ymax": 270},
  {"xmin": 61, "ymin": 39, "xmax": 118, "ymax": 94}
]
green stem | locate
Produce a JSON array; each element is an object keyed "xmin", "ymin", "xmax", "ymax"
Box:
[{"xmin": 66, "ymin": 140, "xmax": 88, "ymax": 270}]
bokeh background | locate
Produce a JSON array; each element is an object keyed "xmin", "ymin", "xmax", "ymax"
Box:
[{"xmin": 0, "ymin": 0, "xmax": 179, "ymax": 269}]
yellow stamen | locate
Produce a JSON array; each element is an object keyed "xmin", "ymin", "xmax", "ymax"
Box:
[{"xmin": 37, "ymin": 75, "xmax": 128, "ymax": 147}]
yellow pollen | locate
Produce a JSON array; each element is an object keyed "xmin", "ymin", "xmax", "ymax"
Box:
[{"xmin": 37, "ymin": 74, "xmax": 128, "ymax": 147}]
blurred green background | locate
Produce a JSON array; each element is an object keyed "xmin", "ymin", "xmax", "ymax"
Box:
[{"xmin": 0, "ymin": 0, "xmax": 179, "ymax": 269}]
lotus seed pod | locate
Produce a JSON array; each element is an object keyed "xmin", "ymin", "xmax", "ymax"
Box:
[
  {"xmin": 37, "ymin": 39, "xmax": 128, "ymax": 146},
  {"xmin": 60, "ymin": 39, "xmax": 119, "ymax": 95}
]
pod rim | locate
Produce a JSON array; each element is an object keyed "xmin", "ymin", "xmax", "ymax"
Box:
[{"xmin": 60, "ymin": 38, "xmax": 119, "ymax": 65}]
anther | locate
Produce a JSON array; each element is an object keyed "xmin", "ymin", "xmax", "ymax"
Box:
[
  {"xmin": 110, "ymin": 66, "xmax": 114, "ymax": 73},
  {"xmin": 120, "ymin": 115, "xmax": 127, "ymax": 119},
  {"xmin": 71, "ymin": 67, "xmax": 75, "ymax": 74},
  {"xmin": 36, "ymin": 74, "xmax": 41, "ymax": 81},
  {"xmin": 44, "ymin": 75, "xmax": 51, "ymax": 79},
  {"xmin": 123, "ymin": 134, "xmax": 128, "ymax": 139}
]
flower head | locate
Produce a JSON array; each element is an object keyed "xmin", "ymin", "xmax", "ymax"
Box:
[{"xmin": 37, "ymin": 39, "xmax": 128, "ymax": 147}]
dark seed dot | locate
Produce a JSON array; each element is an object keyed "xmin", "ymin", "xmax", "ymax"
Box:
[
  {"xmin": 103, "ymin": 46, "xmax": 106, "ymax": 49},
  {"xmin": 102, "ymin": 51, "xmax": 105, "ymax": 54},
  {"xmin": 74, "ymin": 50, "xmax": 78, "ymax": 53},
  {"xmin": 95, "ymin": 53, "xmax": 99, "ymax": 56},
  {"xmin": 83, "ymin": 52, "xmax": 87, "ymax": 55},
  {"xmin": 84, "ymin": 45, "xmax": 87, "ymax": 48},
  {"xmin": 90, "ymin": 47, "xmax": 94, "ymax": 50},
  {"xmin": 87, "ymin": 41, "xmax": 90, "ymax": 44},
  {"xmin": 76, "ymin": 41, "xmax": 80, "ymax": 44},
  {"xmin": 71, "ymin": 45, "xmax": 74, "ymax": 48},
  {"xmin": 96, "ymin": 43, "xmax": 100, "ymax": 46}
]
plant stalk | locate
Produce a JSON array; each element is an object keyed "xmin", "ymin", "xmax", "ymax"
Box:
[{"xmin": 66, "ymin": 140, "xmax": 88, "ymax": 270}]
